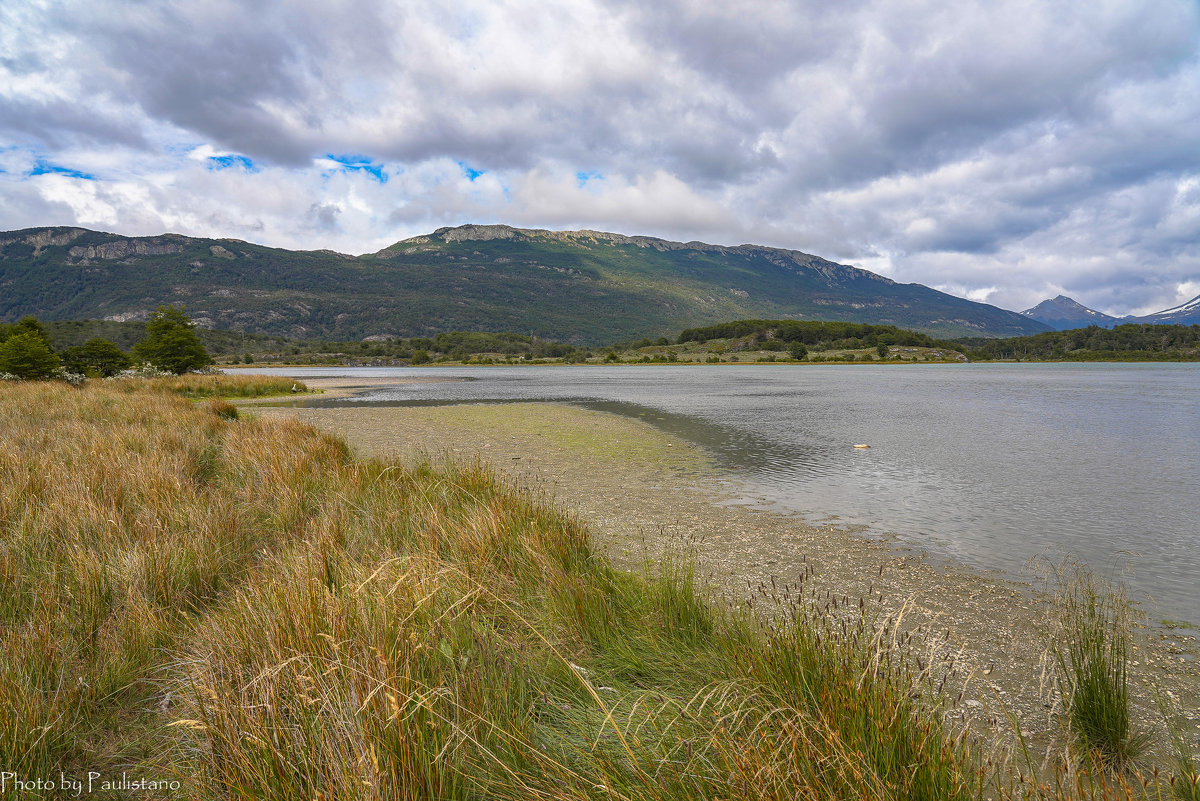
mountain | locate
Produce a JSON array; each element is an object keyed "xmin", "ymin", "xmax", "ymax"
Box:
[
  {"xmin": 1019, "ymin": 295, "xmax": 1119, "ymax": 330},
  {"xmin": 1125, "ymin": 293, "xmax": 1200, "ymax": 326},
  {"xmin": 0, "ymin": 224, "xmax": 1049, "ymax": 342},
  {"xmin": 1020, "ymin": 292, "xmax": 1200, "ymax": 330}
]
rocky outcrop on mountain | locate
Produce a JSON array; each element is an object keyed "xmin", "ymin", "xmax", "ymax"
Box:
[
  {"xmin": 0, "ymin": 227, "xmax": 86, "ymax": 255},
  {"xmin": 69, "ymin": 237, "xmax": 187, "ymax": 261},
  {"xmin": 102, "ymin": 309, "xmax": 152, "ymax": 323}
]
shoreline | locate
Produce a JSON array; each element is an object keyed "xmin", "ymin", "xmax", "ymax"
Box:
[
  {"xmin": 242, "ymin": 377, "xmax": 1200, "ymax": 762},
  {"xmin": 223, "ymin": 355, "xmax": 1200, "ymax": 371}
]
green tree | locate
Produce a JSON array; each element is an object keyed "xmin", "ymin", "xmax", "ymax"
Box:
[
  {"xmin": 788, "ymin": 341, "xmax": 808, "ymax": 360},
  {"xmin": 877, "ymin": 342, "xmax": 889, "ymax": 358},
  {"xmin": 132, "ymin": 305, "xmax": 212, "ymax": 374},
  {"xmin": 16, "ymin": 316, "xmax": 51, "ymax": 343},
  {"xmin": 61, "ymin": 338, "xmax": 133, "ymax": 377},
  {"xmin": 0, "ymin": 331, "xmax": 61, "ymax": 379},
  {"xmin": 0, "ymin": 316, "xmax": 52, "ymax": 346}
]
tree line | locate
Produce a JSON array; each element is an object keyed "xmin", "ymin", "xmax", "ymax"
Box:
[
  {"xmin": 0, "ymin": 305, "xmax": 212, "ymax": 379},
  {"xmin": 677, "ymin": 320, "xmax": 958, "ymax": 351},
  {"xmin": 676, "ymin": 318, "xmax": 1200, "ymax": 361},
  {"xmin": 8, "ymin": 313, "xmax": 1198, "ymax": 378},
  {"xmin": 959, "ymin": 324, "xmax": 1200, "ymax": 361}
]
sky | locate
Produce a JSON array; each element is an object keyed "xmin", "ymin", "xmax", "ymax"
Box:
[{"xmin": 2, "ymin": 0, "xmax": 1199, "ymax": 316}]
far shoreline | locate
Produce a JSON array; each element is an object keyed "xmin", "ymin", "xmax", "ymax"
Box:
[{"xmin": 224, "ymin": 357, "xmax": 1200, "ymax": 371}]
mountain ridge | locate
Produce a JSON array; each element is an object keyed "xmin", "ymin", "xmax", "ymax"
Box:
[
  {"xmin": 1126, "ymin": 293, "xmax": 1200, "ymax": 325},
  {"xmin": 379, "ymin": 224, "xmax": 897, "ymax": 287},
  {"xmin": 1, "ymin": 223, "xmax": 1048, "ymax": 342},
  {"xmin": 1020, "ymin": 292, "xmax": 1200, "ymax": 328}
]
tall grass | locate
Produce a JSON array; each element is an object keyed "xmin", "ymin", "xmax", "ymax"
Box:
[
  {"xmin": 0, "ymin": 378, "xmax": 1186, "ymax": 799},
  {"xmin": 1047, "ymin": 564, "xmax": 1147, "ymax": 770}
]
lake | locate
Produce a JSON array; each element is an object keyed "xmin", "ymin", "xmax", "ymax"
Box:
[{"xmin": 232, "ymin": 363, "xmax": 1200, "ymax": 624}]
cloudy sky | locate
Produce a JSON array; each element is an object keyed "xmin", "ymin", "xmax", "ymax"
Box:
[{"xmin": 2, "ymin": 0, "xmax": 1198, "ymax": 315}]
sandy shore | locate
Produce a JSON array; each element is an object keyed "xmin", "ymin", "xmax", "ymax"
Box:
[
  {"xmin": 244, "ymin": 377, "xmax": 1200, "ymax": 764},
  {"xmin": 283, "ymin": 375, "xmax": 472, "ymax": 399}
]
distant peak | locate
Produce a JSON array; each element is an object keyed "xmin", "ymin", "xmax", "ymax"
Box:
[
  {"xmin": 1022, "ymin": 295, "xmax": 1088, "ymax": 313},
  {"xmin": 1020, "ymin": 295, "xmax": 1118, "ymax": 330}
]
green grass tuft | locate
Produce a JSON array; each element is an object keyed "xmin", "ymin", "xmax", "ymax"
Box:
[{"xmin": 1049, "ymin": 563, "xmax": 1149, "ymax": 769}]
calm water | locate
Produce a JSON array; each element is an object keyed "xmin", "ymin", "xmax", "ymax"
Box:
[{"xmin": 234, "ymin": 364, "xmax": 1200, "ymax": 623}]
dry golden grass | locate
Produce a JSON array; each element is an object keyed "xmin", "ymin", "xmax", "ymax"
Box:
[{"xmin": 0, "ymin": 377, "xmax": 1186, "ymax": 799}]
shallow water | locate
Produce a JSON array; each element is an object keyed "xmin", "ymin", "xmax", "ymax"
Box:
[{"xmin": 233, "ymin": 363, "xmax": 1200, "ymax": 623}]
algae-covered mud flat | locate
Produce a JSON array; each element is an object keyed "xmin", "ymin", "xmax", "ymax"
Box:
[{"xmin": 233, "ymin": 362, "xmax": 1200, "ymax": 627}]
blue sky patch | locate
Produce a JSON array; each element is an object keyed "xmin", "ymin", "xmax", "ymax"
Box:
[
  {"xmin": 325, "ymin": 154, "xmax": 386, "ymax": 183},
  {"xmin": 576, "ymin": 170, "xmax": 603, "ymax": 187},
  {"xmin": 30, "ymin": 160, "xmax": 96, "ymax": 180},
  {"xmin": 458, "ymin": 161, "xmax": 484, "ymax": 181},
  {"xmin": 207, "ymin": 154, "xmax": 258, "ymax": 172}
]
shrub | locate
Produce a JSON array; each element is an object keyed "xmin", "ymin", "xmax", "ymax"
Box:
[
  {"xmin": 206, "ymin": 398, "xmax": 239, "ymax": 420},
  {"xmin": 0, "ymin": 331, "xmax": 61, "ymax": 379},
  {"xmin": 60, "ymin": 338, "xmax": 132, "ymax": 377}
]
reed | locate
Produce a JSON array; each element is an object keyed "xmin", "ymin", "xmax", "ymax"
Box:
[{"xmin": 1047, "ymin": 563, "xmax": 1148, "ymax": 770}]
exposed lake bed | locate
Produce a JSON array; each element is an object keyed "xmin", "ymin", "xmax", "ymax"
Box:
[{"xmin": 237, "ymin": 366, "xmax": 1200, "ymax": 764}]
